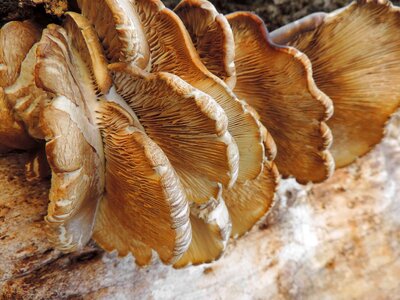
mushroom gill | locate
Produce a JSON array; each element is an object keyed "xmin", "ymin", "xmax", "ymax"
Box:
[
  {"xmin": 174, "ymin": 0, "xmax": 236, "ymax": 88},
  {"xmin": 174, "ymin": 194, "xmax": 231, "ymax": 268},
  {"xmin": 77, "ymin": 0, "xmax": 150, "ymax": 68},
  {"xmin": 223, "ymin": 126, "xmax": 280, "ymax": 238},
  {"xmin": 110, "ymin": 62, "xmax": 238, "ymax": 204},
  {"xmin": 95, "ymin": 101, "xmax": 191, "ymax": 265},
  {"xmin": 79, "ymin": 0, "xmax": 265, "ymax": 183},
  {"xmin": 226, "ymin": 12, "xmax": 334, "ymax": 183},
  {"xmin": 271, "ymin": 0, "xmax": 400, "ymax": 168}
]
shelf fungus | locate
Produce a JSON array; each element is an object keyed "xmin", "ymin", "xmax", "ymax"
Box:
[
  {"xmin": 270, "ymin": 0, "xmax": 400, "ymax": 168},
  {"xmin": 1, "ymin": 0, "xmax": 400, "ymax": 268}
]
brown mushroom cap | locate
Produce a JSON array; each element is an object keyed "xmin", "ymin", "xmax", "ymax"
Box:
[
  {"xmin": 227, "ymin": 12, "xmax": 334, "ymax": 183},
  {"xmin": 110, "ymin": 62, "xmax": 239, "ymax": 204},
  {"xmin": 40, "ymin": 96, "xmax": 103, "ymax": 251},
  {"xmin": 33, "ymin": 23, "xmax": 106, "ymax": 251},
  {"xmin": 0, "ymin": 21, "xmax": 40, "ymax": 150},
  {"xmin": 272, "ymin": 0, "xmax": 400, "ymax": 168},
  {"xmin": 223, "ymin": 125, "xmax": 280, "ymax": 238},
  {"xmin": 77, "ymin": 0, "xmax": 150, "ymax": 68},
  {"xmin": 63, "ymin": 12, "xmax": 113, "ymax": 95},
  {"xmin": 174, "ymin": 0, "xmax": 236, "ymax": 88},
  {"xmin": 130, "ymin": 0, "xmax": 265, "ymax": 182},
  {"xmin": 174, "ymin": 194, "xmax": 231, "ymax": 268},
  {"xmin": 94, "ymin": 101, "xmax": 191, "ymax": 265}
]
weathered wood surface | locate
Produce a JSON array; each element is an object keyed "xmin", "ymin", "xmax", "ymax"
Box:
[{"xmin": 1, "ymin": 114, "xmax": 400, "ymax": 299}]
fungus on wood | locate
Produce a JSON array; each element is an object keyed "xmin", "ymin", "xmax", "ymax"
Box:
[{"xmin": 1, "ymin": 0, "xmax": 400, "ymax": 274}]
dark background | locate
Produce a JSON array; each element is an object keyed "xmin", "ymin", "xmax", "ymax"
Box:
[{"xmin": 2, "ymin": 0, "xmax": 400, "ymax": 30}]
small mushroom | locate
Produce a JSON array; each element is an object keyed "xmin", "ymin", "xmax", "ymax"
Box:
[
  {"xmin": 109, "ymin": 62, "xmax": 238, "ymax": 204},
  {"xmin": 174, "ymin": 194, "xmax": 231, "ymax": 268},
  {"xmin": 270, "ymin": 0, "xmax": 400, "ymax": 168},
  {"xmin": 0, "ymin": 21, "xmax": 40, "ymax": 151},
  {"xmin": 226, "ymin": 12, "xmax": 334, "ymax": 183},
  {"xmin": 174, "ymin": 0, "xmax": 236, "ymax": 88},
  {"xmin": 94, "ymin": 101, "xmax": 191, "ymax": 265}
]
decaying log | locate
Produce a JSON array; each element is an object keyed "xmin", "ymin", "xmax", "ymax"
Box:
[{"xmin": 1, "ymin": 112, "xmax": 400, "ymax": 298}]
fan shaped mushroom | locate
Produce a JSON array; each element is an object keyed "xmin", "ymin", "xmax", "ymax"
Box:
[
  {"xmin": 95, "ymin": 101, "xmax": 191, "ymax": 265},
  {"xmin": 174, "ymin": 0, "xmax": 236, "ymax": 88},
  {"xmin": 225, "ymin": 12, "xmax": 334, "ymax": 183},
  {"xmin": 0, "ymin": 21, "xmax": 40, "ymax": 151},
  {"xmin": 270, "ymin": 0, "xmax": 400, "ymax": 168}
]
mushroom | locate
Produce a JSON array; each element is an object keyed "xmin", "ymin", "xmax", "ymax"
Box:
[
  {"xmin": 95, "ymin": 101, "xmax": 191, "ymax": 265},
  {"xmin": 223, "ymin": 125, "xmax": 280, "ymax": 238},
  {"xmin": 31, "ymin": 22, "xmax": 105, "ymax": 251},
  {"xmin": 225, "ymin": 12, "xmax": 334, "ymax": 183},
  {"xmin": 174, "ymin": 194, "xmax": 231, "ymax": 268},
  {"xmin": 270, "ymin": 0, "xmax": 400, "ymax": 168},
  {"xmin": 77, "ymin": 0, "xmax": 150, "ymax": 68},
  {"xmin": 174, "ymin": 0, "xmax": 236, "ymax": 89},
  {"xmin": 109, "ymin": 62, "xmax": 238, "ymax": 204},
  {"xmin": 78, "ymin": 0, "xmax": 266, "ymax": 183},
  {"xmin": 0, "ymin": 21, "xmax": 40, "ymax": 151}
]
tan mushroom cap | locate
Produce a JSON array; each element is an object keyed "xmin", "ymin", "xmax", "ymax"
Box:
[
  {"xmin": 223, "ymin": 125, "xmax": 280, "ymax": 238},
  {"xmin": 0, "ymin": 21, "xmax": 40, "ymax": 150},
  {"xmin": 227, "ymin": 12, "xmax": 334, "ymax": 183},
  {"xmin": 40, "ymin": 96, "xmax": 103, "ymax": 251},
  {"xmin": 174, "ymin": 0, "xmax": 236, "ymax": 88},
  {"xmin": 94, "ymin": 101, "xmax": 191, "ymax": 265},
  {"xmin": 174, "ymin": 194, "xmax": 231, "ymax": 268},
  {"xmin": 272, "ymin": 0, "xmax": 400, "ymax": 168},
  {"xmin": 64, "ymin": 12, "xmax": 113, "ymax": 95},
  {"xmin": 124, "ymin": 0, "xmax": 264, "ymax": 182},
  {"xmin": 5, "ymin": 22, "xmax": 107, "ymax": 251},
  {"xmin": 77, "ymin": 0, "xmax": 150, "ymax": 68},
  {"xmin": 110, "ymin": 62, "xmax": 239, "ymax": 204}
]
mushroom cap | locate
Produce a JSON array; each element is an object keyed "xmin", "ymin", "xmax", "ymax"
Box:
[
  {"xmin": 227, "ymin": 12, "xmax": 334, "ymax": 183},
  {"xmin": 0, "ymin": 21, "xmax": 40, "ymax": 150},
  {"xmin": 174, "ymin": 0, "xmax": 236, "ymax": 88},
  {"xmin": 128, "ymin": 0, "xmax": 265, "ymax": 182},
  {"xmin": 40, "ymin": 96, "xmax": 103, "ymax": 251},
  {"xmin": 110, "ymin": 62, "xmax": 239, "ymax": 204},
  {"xmin": 0, "ymin": 21, "xmax": 41, "ymax": 87},
  {"xmin": 274, "ymin": 0, "xmax": 400, "ymax": 168},
  {"xmin": 77, "ymin": 0, "xmax": 150, "ymax": 68},
  {"xmin": 174, "ymin": 194, "xmax": 231, "ymax": 268},
  {"xmin": 33, "ymin": 23, "xmax": 106, "ymax": 251},
  {"xmin": 223, "ymin": 125, "xmax": 280, "ymax": 238},
  {"xmin": 63, "ymin": 12, "xmax": 113, "ymax": 95},
  {"xmin": 94, "ymin": 101, "xmax": 191, "ymax": 264},
  {"xmin": 0, "ymin": 87, "xmax": 36, "ymax": 151}
]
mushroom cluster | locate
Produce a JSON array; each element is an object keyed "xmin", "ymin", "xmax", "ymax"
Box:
[{"xmin": 1, "ymin": 0, "xmax": 400, "ymax": 267}]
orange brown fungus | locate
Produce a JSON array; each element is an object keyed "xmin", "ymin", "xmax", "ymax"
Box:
[
  {"xmin": 273, "ymin": 0, "xmax": 400, "ymax": 168},
  {"xmin": 227, "ymin": 12, "xmax": 334, "ymax": 183}
]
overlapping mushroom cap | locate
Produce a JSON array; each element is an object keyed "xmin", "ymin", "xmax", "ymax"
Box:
[
  {"xmin": 2, "ymin": 0, "xmax": 400, "ymax": 269},
  {"xmin": 271, "ymin": 0, "xmax": 400, "ymax": 168}
]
